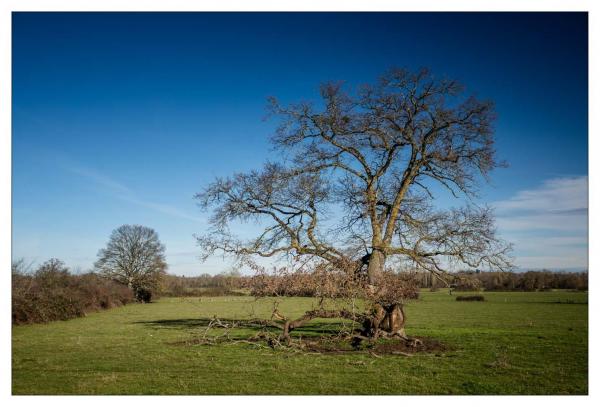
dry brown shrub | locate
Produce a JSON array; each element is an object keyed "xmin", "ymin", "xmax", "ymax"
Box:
[{"xmin": 12, "ymin": 259, "xmax": 135, "ymax": 325}]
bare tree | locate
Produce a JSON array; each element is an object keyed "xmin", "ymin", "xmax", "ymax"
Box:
[
  {"xmin": 196, "ymin": 68, "xmax": 512, "ymax": 339},
  {"xmin": 95, "ymin": 225, "xmax": 167, "ymax": 302}
]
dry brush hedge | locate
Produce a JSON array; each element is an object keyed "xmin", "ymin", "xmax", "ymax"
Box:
[
  {"xmin": 227, "ymin": 260, "xmax": 423, "ymax": 347},
  {"xmin": 12, "ymin": 259, "xmax": 135, "ymax": 325}
]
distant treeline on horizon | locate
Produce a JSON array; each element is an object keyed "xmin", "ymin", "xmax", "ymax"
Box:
[{"xmin": 161, "ymin": 269, "xmax": 588, "ymax": 296}]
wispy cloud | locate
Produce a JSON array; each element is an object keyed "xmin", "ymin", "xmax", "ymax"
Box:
[
  {"xmin": 495, "ymin": 176, "xmax": 587, "ymax": 213},
  {"xmin": 66, "ymin": 166, "xmax": 132, "ymax": 195},
  {"xmin": 122, "ymin": 196, "xmax": 204, "ymax": 223},
  {"xmin": 493, "ymin": 176, "xmax": 588, "ymax": 270},
  {"xmin": 62, "ymin": 162, "xmax": 204, "ymax": 223}
]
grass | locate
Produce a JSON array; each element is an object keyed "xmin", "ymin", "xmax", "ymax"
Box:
[{"xmin": 12, "ymin": 290, "xmax": 588, "ymax": 395}]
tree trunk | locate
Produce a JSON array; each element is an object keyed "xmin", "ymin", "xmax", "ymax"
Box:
[
  {"xmin": 381, "ymin": 304, "xmax": 406, "ymax": 337},
  {"xmin": 363, "ymin": 250, "xmax": 407, "ymax": 338},
  {"xmin": 364, "ymin": 303, "xmax": 406, "ymax": 338},
  {"xmin": 366, "ymin": 249, "xmax": 385, "ymax": 284}
]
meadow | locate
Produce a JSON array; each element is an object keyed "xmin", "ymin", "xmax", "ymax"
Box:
[{"xmin": 12, "ymin": 291, "xmax": 588, "ymax": 395}]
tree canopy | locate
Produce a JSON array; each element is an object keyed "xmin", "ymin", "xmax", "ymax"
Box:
[
  {"xmin": 196, "ymin": 68, "xmax": 512, "ymax": 283},
  {"xmin": 95, "ymin": 224, "xmax": 167, "ymax": 302}
]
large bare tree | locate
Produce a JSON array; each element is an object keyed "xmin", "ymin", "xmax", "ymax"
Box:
[
  {"xmin": 196, "ymin": 68, "xmax": 512, "ymax": 339},
  {"xmin": 95, "ymin": 224, "xmax": 167, "ymax": 302}
]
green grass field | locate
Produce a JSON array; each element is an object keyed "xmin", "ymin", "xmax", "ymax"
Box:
[{"xmin": 12, "ymin": 291, "xmax": 588, "ymax": 395}]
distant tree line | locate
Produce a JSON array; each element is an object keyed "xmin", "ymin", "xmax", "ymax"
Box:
[
  {"xmin": 418, "ymin": 270, "xmax": 588, "ymax": 292},
  {"xmin": 159, "ymin": 269, "xmax": 588, "ymax": 296},
  {"xmin": 159, "ymin": 270, "xmax": 246, "ymax": 297}
]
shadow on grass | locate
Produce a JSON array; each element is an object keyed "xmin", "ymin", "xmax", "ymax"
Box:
[
  {"xmin": 136, "ymin": 318, "xmax": 451, "ymax": 355},
  {"xmin": 135, "ymin": 318, "xmax": 357, "ymax": 337}
]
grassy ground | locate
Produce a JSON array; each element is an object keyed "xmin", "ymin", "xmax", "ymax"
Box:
[{"xmin": 12, "ymin": 291, "xmax": 588, "ymax": 395}]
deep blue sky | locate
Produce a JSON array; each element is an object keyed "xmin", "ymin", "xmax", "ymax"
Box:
[{"xmin": 12, "ymin": 12, "xmax": 588, "ymax": 274}]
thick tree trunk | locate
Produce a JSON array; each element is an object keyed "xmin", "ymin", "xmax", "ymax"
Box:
[
  {"xmin": 363, "ymin": 303, "xmax": 406, "ymax": 338},
  {"xmin": 363, "ymin": 250, "xmax": 407, "ymax": 338},
  {"xmin": 380, "ymin": 304, "xmax": 406, "ymax": 337},
  {"xmin": 366, "ymin": 249, "xmax": 385, "ymax": 284}
]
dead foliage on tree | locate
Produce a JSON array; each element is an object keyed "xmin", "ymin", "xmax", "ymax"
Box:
[{"xmin": 243, "ymin": 260, "xmax": 420, "ymax": 346}]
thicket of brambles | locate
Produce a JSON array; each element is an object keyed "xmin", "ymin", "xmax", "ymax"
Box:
[{"xmin": 12, "ymin": 258, "xmax": 135, "ymax": 325}]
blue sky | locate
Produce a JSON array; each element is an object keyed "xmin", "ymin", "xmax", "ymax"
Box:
[{"xmin": 12, "ymin": 12, "xmax": 588, "ymax": 274}]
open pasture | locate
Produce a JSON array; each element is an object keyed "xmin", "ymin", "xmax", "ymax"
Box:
[{"xmin": 12, "ymin": 291, "xmax": 588, "ymax": 395}]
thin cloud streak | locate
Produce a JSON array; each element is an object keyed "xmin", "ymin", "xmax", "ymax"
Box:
[
  {"xmin": 493, "ymin": 176, "xmax": 588, "ymax": 270},
  {"xmin": 63, "ymin": 163, "xmax": 205, "ymax": 223},
  {"xmin": 66, "ymin": 166, "xmax": 132, "ymax": 195},
  {"xmin": 494, "ymin": 176, "xmax": 587, "ymax": 214}
]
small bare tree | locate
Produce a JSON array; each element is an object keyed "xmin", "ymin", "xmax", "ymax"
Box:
[
  {"xmin": 196, "ymin": 68, "xmax": 512, "ymax": 340},
  {"xmin": 95, "ymin": 225, "xmax": 167, "ymax": 302}
]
